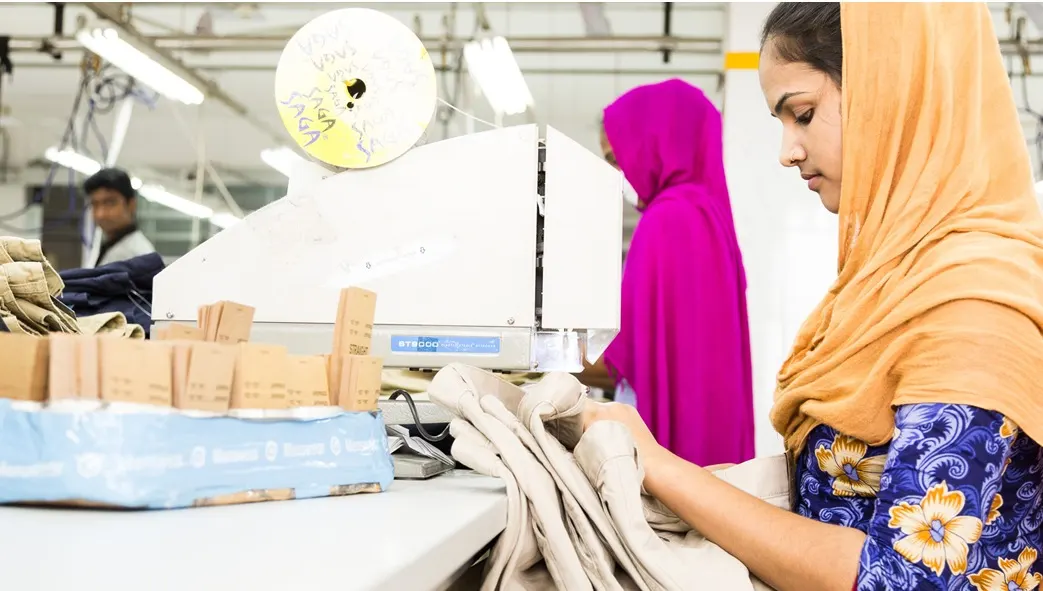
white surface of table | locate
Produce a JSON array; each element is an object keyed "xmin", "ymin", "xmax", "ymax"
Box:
[{"xmin": 0, "ymin": 471, "xmax": 507, "ymax": 591}]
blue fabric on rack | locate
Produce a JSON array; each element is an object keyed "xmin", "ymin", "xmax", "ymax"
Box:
[{"xmin": 57, "ymin": 252, "xmax": 165, "ymax": 337}]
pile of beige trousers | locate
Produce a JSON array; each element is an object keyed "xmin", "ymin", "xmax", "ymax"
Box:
[
  {"xmin": 0, "ymin": 237, "xmax": 143, "ymax": 338},
  {"xmin": 429, "ymin": 363, "xmax": 789, "ymax": 591}
]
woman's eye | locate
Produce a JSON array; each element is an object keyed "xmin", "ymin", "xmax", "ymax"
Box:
[{"xmin": 796, "ymin": 109, "xmax": 815, "ymax": 126}]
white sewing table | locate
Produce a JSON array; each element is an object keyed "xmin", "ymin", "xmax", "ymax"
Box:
[{"xmin": 0, "ymin": 470, "xmax": 507, "ymax": 591}]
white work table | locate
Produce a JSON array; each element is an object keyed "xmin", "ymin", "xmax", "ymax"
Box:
[{"xmin": 0, "ymin": 471, "xmax": 507, "ymax": 591}]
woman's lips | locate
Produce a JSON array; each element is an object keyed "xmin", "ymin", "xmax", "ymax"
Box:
[{"xmin": 807, "ymin": 175, "xmax": 823, "ymax": 192}]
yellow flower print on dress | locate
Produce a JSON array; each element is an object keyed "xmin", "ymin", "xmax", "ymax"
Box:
[
  {"xmin": 1000, "ymin": 417, "xmax": 1020, "ymax": 439},
  {"xmin": 888, "ymin": 482, "xmax": 983, "ymax": 576},
  {"xmin": 968, "ymin": 547, "xmax": 1043, "ymax": 591},
  {"xmin": 986, "ymin": 494, "xmax": 1003, "ymax": 526},
  {"xmin": 814, "ymin": 434, "xmax": 886, "ymax": 497}
]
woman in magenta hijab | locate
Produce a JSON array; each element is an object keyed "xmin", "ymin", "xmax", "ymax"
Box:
[{"xmin": 599, "ymin": 78, "xmax": 755, "ymax": 466}]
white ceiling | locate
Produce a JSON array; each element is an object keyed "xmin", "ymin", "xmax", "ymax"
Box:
[
  {"xmin": 0, "ymin": 3, "xmax": 723, "ymax": 180},
  {"xmin": 2, "ymin": 2, "xmax": 1043, "ymax": 233}
]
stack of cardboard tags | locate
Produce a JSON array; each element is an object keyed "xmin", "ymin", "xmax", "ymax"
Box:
[
  {"xmin": 327, "ymin": 286, "xmax": 383, "ymax": 413},
  {"xmin": 0, "ymin": 287, "xmax": 385, "ymax": 415},
  {"xmin": 0, "ymin": 286, "xmax": 395, "ymax": 510}
]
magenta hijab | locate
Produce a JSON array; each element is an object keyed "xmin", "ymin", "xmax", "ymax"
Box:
[{"xmin": 602, "ymin": 79, "xmax": 755, "ymax": 466}]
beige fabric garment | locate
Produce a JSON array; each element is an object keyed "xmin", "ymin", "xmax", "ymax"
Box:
[
  {"xmin": 0, "ymin": 272, "xmax": 42, "ymax": 335},
  {"xmin": 450, "ymin": 419, "xmax": 553, "ymax": 591},
  {"xmin": 431, "ymin": 364, "xmax": 593, "ymax": 590},
  {"xmin": 0, "ymin": 237, "xmax": 64, "ymax": 296},
  {"xmin": 76, "ymin": 311, "xmax": 145, "ymax": 339},
  {"xmin": 1, "ymin": 262, "xmax": 79, "ymax": 334},
  {"xmin": 430, "ymin": 363, "xmax": 786, "ymax": 590}
]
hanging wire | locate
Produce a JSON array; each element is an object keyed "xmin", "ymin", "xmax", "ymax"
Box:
[{"xmin": 0, "ymin": 58, "xmax": 158, "ymax": 244}]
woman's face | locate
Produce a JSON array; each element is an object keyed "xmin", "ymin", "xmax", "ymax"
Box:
[{"xmin": 758, "ymin": 42, "xmax": 844, "ymax": 213}]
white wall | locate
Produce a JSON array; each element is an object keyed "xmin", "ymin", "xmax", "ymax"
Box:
[{"xmin": 723, "ymin": 3, "xmax": 838, "ymax": 457}]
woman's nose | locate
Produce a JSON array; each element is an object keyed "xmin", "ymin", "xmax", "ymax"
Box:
[{"xmin": 779, "ymin": 134, "xmax": 806, "ymax": 168}]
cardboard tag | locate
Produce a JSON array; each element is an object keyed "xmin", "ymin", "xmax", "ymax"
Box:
[
  {"xmin": 100, "ymin": 339, "xmax": 173, "ymax": 406},
  {"xmin": 166, "ymin": 341, "xmax": 192, "ymax": 408},
  {"xmin": 330, "ymin": 287, "xmax": 376, "ymax": 402},
  {"xmin": 214, "ymin": 301, "xmax": 254, "ymax": 344},
  {"xmin": 48, "ymin": 334, "xmax": 80, "ymax": 400},
  {"xmin": 203, "ymin": 303, "xmax": 223, "ymax": 342},
  {"xmin": 335, "ymin": 287, "xmax": 376, "ymax": 356},
  {"xmin": 167, "ymin": 323, "xmax": 205, "ymax": 342},
  {"xmin": 79, "ymin": 336, "xmax": 100, "ymax": 399},
  {"xmin": 338, "ymin": 355, "xmax": 382, "ymax": 412},
  {"xmin": 230, "ymin": 343, "xmax": 289, "ymax": 409},
  {"xmin": 287, "ymin": 355, "xmax": 330, "ymax": 407},
  {"xmin": 182, "ymin": 342, "xmax": 237, "ymax": 412},
  {"xmin": 0, "ymin": 333, "xmax": 48, "ymax": 402}
]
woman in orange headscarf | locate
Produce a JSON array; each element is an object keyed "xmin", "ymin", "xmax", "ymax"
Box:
[{"xmin": 584, "ymin": 3, "xmax": 1043, "ymax": 590}]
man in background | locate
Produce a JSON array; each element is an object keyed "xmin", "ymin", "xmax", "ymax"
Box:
[{"xmin": 83, "ymin": 167, "xmax": 155, "ymax": 268}]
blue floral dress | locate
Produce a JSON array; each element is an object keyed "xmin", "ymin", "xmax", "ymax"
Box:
[{"xmin": 795, "ymin": 404, "xmax": 1043, "ymax": 591}]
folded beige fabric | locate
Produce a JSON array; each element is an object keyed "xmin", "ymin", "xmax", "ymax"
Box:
[
  {"xmin": 1, "ymin": 262, "xmax": 79, "ymax": 334},
  {"xmin": 0, "ymin": 237, "xmax": 64, "ymax": 296},
  {"xmin": 430, "ymin": 362, "xmax": 786, "ymax": 590},
  {"xmin": 75, "ymin": 311, "xmax": 145, "ymax": 340},
  {"xmin": 431, "ymin": 364, "xmax": 594, "ymax": 590}
]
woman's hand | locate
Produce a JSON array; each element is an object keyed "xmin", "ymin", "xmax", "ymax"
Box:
[{"xmin": 582, "ymin": 400, "xmax": 672, "ymax": 479}]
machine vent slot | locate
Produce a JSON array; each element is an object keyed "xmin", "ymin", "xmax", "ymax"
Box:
[{"xmin": 535, "ymin": 139, "xmax": 547, "ymax": 328}]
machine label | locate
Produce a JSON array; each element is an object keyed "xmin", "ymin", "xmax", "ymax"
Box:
[{"xmin": 390, "ymin": 336, "xmax": 501, "ymax": 355}]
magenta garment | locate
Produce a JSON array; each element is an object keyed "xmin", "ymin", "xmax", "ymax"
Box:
[{"xmin": 602, "ymin": 79, "xmax": 755, "ymax": 466}]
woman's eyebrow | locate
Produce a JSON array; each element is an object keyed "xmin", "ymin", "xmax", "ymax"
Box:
[{"xmin": 774, "ymin": 91, "xmax": 808, "ymax": 116}]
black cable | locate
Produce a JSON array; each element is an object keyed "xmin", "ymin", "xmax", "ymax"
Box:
[
  {"xmin": 0, "ymin": 63, "xmax": 147, "ymax": 240},
  {"xmin": 388, "ymin": 389, "xmax": 451, "ymax": 442},
  {"xmin": 0, "ymin": 69, "xmax": 88, "ymax": 230}
]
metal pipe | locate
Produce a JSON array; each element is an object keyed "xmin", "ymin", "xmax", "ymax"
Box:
[
  {"xmin": 662, "ymin": 2, "xmax": 674, "ymax": 63},
  {"xmin": 9, "ymin": 61, "xmax": 725, "ymax": 77},
  {"xmin": 8, "ymin": 34, "xmax": 724, "ymax": 54},
  {"xmin": 13, "ymin": 34, "xmax": 1043, "ymax": 57}
]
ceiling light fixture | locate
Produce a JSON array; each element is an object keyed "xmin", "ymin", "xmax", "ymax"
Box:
[
  {"xmin": 43, "ymin": 147, "xmax": 240, "ymax": 227},
  {"xmin": 75, "ymin": 27, "xmax": 205, "ymax": 105},
  {"xmin": 464, "ymin": 36, "xmax": 534, "ymax": 116}
]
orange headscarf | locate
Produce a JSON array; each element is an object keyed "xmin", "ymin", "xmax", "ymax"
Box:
[{"xmin": 771, "ymin": 2, "xmax": 1043, "ymax": 454}]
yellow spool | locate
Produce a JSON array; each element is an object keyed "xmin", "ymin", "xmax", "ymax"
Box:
[{"xmin": 273, "ymin": 8, "xmax": 438, "ymax": 169}]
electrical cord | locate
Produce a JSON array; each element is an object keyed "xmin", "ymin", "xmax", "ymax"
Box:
[{"xmin": 388, "ymin": 389, "xmax": 451, "ymax": 442}]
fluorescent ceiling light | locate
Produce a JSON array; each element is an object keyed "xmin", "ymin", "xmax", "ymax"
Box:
[
  {"xmin": 464, "ymin": 36, "xmax": 534, "ymax": 116},
  {"xmin": 138, "ymin": 185, "xmax": 213, "ymax": 219},
  {"xmin": 44, "ymin": 147, "xmax": 240, "ymax": 227},
  {"xmin": 44, "ymin": 147, "xmax": 102, "ymax": 177},
  {"xmin": 209, "ymin": 212, "xmax": 240, "ymax": 229},
  {"xmin": 75, "ymin": 27, "xmax": 204, "ymax": 105},
  {"xmin": 260, "ymin": 147, "xmax": 307, "ymax": 178}
]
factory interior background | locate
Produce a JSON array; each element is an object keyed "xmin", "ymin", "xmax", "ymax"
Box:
[{"xmin": 1, "ymin": 1, "xmax": 1042, "ymax": 456}]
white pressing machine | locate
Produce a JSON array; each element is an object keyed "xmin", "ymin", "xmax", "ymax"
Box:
[{"xmin": 151, "ymin": 125, "xmax": 624, "ymax": 425}]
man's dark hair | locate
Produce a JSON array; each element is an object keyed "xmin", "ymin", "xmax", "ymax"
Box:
[
  {"xmin": 760, "ymin": 2, "xmax": 843, "ymax": 87},
  {"xmin": 83, "ymin": 168, "xmax": 136, "ymax": 201}
]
